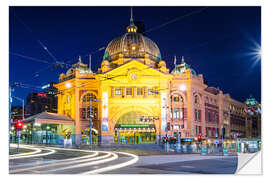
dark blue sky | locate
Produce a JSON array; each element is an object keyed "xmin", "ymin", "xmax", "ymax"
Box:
[{"xmin": 9, "ymin": 6, "xmax": 261, "ymax": 106}]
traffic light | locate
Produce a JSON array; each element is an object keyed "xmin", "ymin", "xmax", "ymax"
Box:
[
  {"xmin": 15, "ymin": 121, "xmax": 23, "ymax": 130},
  {"xmin": 197, "ymin": 135, "xmax": 202, "ymax": 142},
  {"xmin": 163, "ymin": 136, "xmax": 169, "ymax": 143}
]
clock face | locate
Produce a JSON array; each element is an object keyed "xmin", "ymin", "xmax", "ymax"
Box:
[{"xmin": 130, "ymin": 73, "xmax": 138, "ymax": 80}]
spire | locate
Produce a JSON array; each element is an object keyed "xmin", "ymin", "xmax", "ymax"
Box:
[
  {"xmin": 126, "ymin": 7, "xmax": 137, "ymax": 33},
  {"xmin": 78, "ymin": 56, "xmax": 82, "ymax": 63},
  {"xmin": 181, "ymin": 56, "xmax": 185, "ymax": 64},
  {"xmin": 174, "ymin": 55, "xmax": 177, "ymax": 66},
  {"xmin": 174, "ymin": 56, "xmax": 177, "ymax": 74},
  {"xmin": 130, "ymin": 6, "xmax": 134, "ymax": 25}
]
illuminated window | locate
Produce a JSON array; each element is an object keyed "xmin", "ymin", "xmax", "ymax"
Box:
[
  {"xmin": 148, "ymin": 88, "xmax": 153, "ymax": 96},
  {"xmin": 173, "ymin": 108, "xmax": 180, "ymax": 118},
  {"xmin": 126, "ymin": 88, "xmax": 132, "ymax": 96},
  {"xmin": 173, "ymin": 95, "xmax": 179, "ymax": 102},
  {"xmin": 115, "ymin": 88, "xmax": 121, "ymax": 95},
  {"xmin": 82, "ymin": 93, "xmax": 96, "ymax": 102},
  {"xmin": 137, "ymin": 88, "xmax": 143, "ymax": 96},
  {"xmin": 180, "ymin": 108, "xmax": 184, "ymax": 119}
]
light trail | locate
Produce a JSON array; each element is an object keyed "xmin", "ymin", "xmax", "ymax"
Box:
[
  {"xmin": 10, "ymin": 151, "xmax": 99, "ymax": 173},
  {"xmin": 44, "ymin": 152, "xmax": 118, "ymax": 173},
  {"xmin": 9, "ymin": 146, "xmax": 56, "ymax": 160},
  {"xmin": 9, "ymin": 144, "xmax": 41, "ymax": 157},
  {"xmin": 81, "ymin": 151, "xmax": 139, "ymax": 174}
]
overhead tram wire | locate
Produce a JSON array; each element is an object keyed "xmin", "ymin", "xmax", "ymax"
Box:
[
  {"xmin": 12, "ymin": 7, "xmax": 209, "ymax": 89},
  {"xmin": 145, "ymin": 7, "xmax": 209, "ymax": 33},
  {"xmin": 13, "ymin": 12, "xmax": 59, "ymax": 64}
]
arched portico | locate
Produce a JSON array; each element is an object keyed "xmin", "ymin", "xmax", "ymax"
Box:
[{"xmin": 109, "ymin": 105, "xmax": 160, "ymax": 144}]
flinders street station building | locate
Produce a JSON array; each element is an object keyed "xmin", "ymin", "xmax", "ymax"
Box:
[{"xmin": 22, "ymin": 17, "xmax": 261, "ymax": 146}]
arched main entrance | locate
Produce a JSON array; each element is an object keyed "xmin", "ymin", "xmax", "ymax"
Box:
[{"xmin": 114, "ymin": 112, "xmax": 157, "ymax": 144}]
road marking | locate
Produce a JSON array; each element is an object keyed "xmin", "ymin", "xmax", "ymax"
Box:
[
  {"xmin": 44, "ymin": 152, "xmax": 118, "ymax": 173},
  {"xmin": 9, "ymin": 147, "xmax": 56, "ymax": 159},
  {"xmin": 82, "ymin": 151, "xmax": 139, "ymax": 174},
  {"xmin": 181, "ymin": 166, "xmax": 194, "ymax": 168},
  {"xmin": 10, "ymin": 144, "xmax": 42, "ymax": 157},
  {"xmin": 9, "ymin": 152, "xmax": 99, "ymax": 173}
]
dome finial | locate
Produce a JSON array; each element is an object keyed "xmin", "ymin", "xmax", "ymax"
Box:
[{"xmin": 126, "ymin": 7, "xmax": 137, "ymax": 33}]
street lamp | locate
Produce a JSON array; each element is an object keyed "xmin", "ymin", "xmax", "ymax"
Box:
[
  {"xmin": 88, "ymin": 97, "xmax": 102, "ymax": 150},
  {"xmin": 65, "ymin": 83, "xmax": 72, "ymax": 88},
  {"xmin": 179, "ymin": 84, "xmax": 186, "ymax": 92},
  {"xmin": 11, "ymin": 96, "xmax": 24, "ymax": 152}
]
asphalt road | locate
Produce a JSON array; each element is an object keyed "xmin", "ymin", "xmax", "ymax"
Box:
[
  {"xmin": 9, "ymin": 144, "xmax": 237, "ymax": 174},
  {"xmin": 105, "ymin": 155, "xmax": 238, "ymax": 174}
]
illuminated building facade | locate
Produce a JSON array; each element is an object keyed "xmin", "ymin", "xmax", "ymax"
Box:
[{"xmin": 55, "ymin": 17, "xmax": 260, "ymax": 145}]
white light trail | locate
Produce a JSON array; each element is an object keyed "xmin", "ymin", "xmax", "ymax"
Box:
[
  {"xmin": 82, "ymin": 151, "xmax": 139, "ymax": 174},
  {"xmin": 44, "ymin": 152, "xmax": 118, "ymax": 173},
  {"xmin": 9, "ymin": 145, "xmax": 56, "ymax": 159},
  {"xmin": 10, "ymin": 144, "xmax": 41, "ymax": 157},
  {"xmin": 10, "ymin": 151, "xmax": 99, "ymax": 173}
]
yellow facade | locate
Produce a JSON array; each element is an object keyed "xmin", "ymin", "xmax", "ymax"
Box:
[
  {"xmin": 55, "ymin": 56, "xmax": 172, "ymax": 144},
  {"xmin": 55, "ymin": 20, "xmax": 254, "ymax": 145}
]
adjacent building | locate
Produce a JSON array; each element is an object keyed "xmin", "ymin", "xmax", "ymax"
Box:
[{"xmin": 25, "ymin": 82, "xmax": 58, "ymax": 116}]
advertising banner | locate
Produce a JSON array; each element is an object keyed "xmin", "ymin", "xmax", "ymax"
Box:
[
  {"xmin": 161, "ymin": 92, "xmax": 167, "ymax": 131},
  {"xmin": 102, "ymin": 92, "xmax": 109, "ymax": 131}
]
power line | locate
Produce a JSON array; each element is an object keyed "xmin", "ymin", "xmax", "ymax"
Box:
[{"xmin": 145, "ymin": 7, "xmax": 209, "ymax": 33}]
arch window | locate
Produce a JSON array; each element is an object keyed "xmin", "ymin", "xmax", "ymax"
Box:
[
  {"xmin": 81, "ymin": 93, "xmax": 98, "ymax": 121},
  {"xmin": 195, "ymin": 95, "xmax": 198, "ymax": 104}
]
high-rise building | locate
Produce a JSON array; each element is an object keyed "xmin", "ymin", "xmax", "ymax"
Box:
[{"xmin": 25, "ymin": 82, "xmax": 58, "ymax": 116}]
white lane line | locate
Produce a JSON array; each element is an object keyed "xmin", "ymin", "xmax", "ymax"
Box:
[
  {"xmin": 10, "ymin": 152, "xmax": 99, "ymax": 173},
  {"xmin": 44, "ymin": 152, "xmax": 118, "ymax": 173},
  {"xmin": 81, "ymin": 151, "xmax": 139, "ymax": 174},
  {"xmin": 10, "ymin": 144, "xmax": 42, "ymax": 157},
  {"xmin": 9, "ymin": 148, "xmax": 56, "ymax": 160}
]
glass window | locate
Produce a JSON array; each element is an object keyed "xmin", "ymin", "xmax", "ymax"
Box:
[
  {"xmin": 148, "ymin": 88, "xmax": 153, "ymax": 96},
  {"xmin": 195, "ymin": 109, "xmax": 198, "ymax": 120},
  {"xmin": 137, "ymin": 88, "xmax": 143, "ymax": 96},
  {"xmin": 115, "ymin": 88, "xmax": 121, "ymax": 95},
  {"xmin": 173, "ymin": 94, "xmax": 180, "ymax": 102},
  {"xmin": 195, "ymin": 95, "xmax": 198, "ymax": 104},
  {"xmin": 126, "ymin": 88, "xmax": 132, "ymax": 96},
  {"xmin": 180, "ymin": 108, "xmax": 184, "ymax": 119},
  {"xmin": 208, "ymin": 112, "xmax": 211, "ymax": 121},
  {"xmin": 173, "ymin": 108, "xmax": 180, "ymax": 118}
]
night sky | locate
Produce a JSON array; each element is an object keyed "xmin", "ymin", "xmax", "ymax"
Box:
[{"xmin": 9, "ymin": 6, "xmax": 261, "ymax": 106}]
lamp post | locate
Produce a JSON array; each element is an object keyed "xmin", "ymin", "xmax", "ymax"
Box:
[
  {"xmin": 12, "ymin": 96, "xmax": 24, "ymax": 153},
  {"xmin": 89, "ymin": 96, "xmax": 101, "ymax": 150}
]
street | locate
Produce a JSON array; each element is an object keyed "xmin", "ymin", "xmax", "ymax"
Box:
[{"xmin": 9, "ymin": 144, "xmax": 238, "ymax": 174}]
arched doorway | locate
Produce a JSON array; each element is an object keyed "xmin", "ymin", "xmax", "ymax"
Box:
[
  {"xmin": 80, "ymin": 92, "xmax": 99, "ymax": 145},
  {"xmin": 114, "ymin": 112, "xmax": 157, "ymax": 144}
]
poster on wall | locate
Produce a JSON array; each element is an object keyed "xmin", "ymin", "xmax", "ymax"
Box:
[
  {"xmin": 102, "ymin": 92, "xmax": 109, "ymax": 131},
  {"xmin": 161, "ymin": 92, "xmax": 167, "ymax": 131}
]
